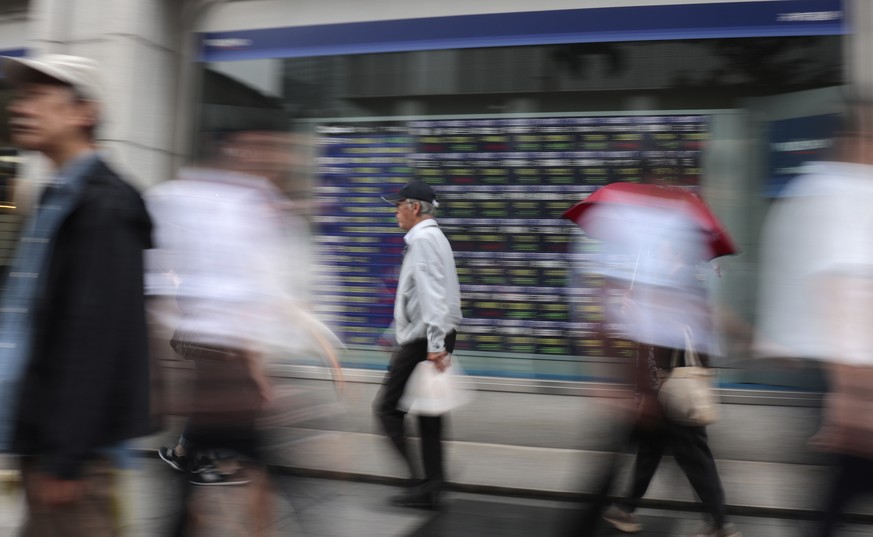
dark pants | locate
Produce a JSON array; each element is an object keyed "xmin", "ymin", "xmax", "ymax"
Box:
[
  {"xmin": 182, "ymin": 346, "xmax": 264, "ymax": 458},
  {"xmin": 817, "ymin": 455, "xmax": 873, "ymax": 537},
  {"xmin": 170, "ymin": 349, "xmax": 265, "ymax": 537},
  {"xmin": 558, "ymin": 425, "xmax": 627, "ymax": 537},
  {"xmin": 619, "ymin": 423, "xmax": 727, "ymax": 528},
  {"xmin": 21, "ymin": 458, "xmax": 118, "ymax": 537},
  {"xmin": 374, "ymin": 331, "xmax": 456, "ymax": 488}
]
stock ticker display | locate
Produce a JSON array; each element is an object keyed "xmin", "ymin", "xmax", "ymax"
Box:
[{"xmin": 312, "ymin": 115, "xmax": 708, "ymax": 359}]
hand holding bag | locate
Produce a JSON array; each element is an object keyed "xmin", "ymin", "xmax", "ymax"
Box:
[
  {"xmin": 399, "ymin": 357, "xmax": 473, "ymax": 416},
  {"xmin": 656, "ymin": 328, "xmax": 719, "ymax": 426}
]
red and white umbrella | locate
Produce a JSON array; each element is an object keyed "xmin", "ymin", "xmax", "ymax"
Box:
[{"xmin": 562, "ymin": 182, "xmax": 738, "ymax": 260}]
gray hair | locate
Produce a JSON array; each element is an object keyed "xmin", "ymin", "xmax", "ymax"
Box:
[{"xmin": 408, "ymin": 198, "xmax": 437, "ymax": 216}]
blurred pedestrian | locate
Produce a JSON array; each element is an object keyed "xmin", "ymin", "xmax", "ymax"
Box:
[
  {"xmin": 0, "ymin": 54, "xmax": 154, "ymax": 536},
  {"xmin": 147, "ymin": 129, "xmax": 292, "ymax": 487},
  {"xmin": 147, "ymin": 130, "xmax": 296, "ymax": 458},
  {"xmin": 374, "ymin": 179, "xmax": 462, "ymax": 509},
  {"xmin": 757, "ymin": 99, "xmax": 873, "ymax": 537},
  {"xmin": 145, "ymin": 120, "xmax": 347, "ymax": 535},
  {"xmin": 602, "ymin": 215, "xmax": 739, "ymax": 537},
  {"xmin": 566, "ymin": 183, "xmax": 740, "ymax": 537}
]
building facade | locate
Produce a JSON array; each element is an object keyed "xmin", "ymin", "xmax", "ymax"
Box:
[{"xmin": 0, "ymin": 0, "xmax": 861, "ymax": 386}]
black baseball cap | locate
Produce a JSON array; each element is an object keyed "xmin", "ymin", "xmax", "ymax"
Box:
[{"xmin": 382, "ymin": 180, "xmax": 439, "ymax": 206}]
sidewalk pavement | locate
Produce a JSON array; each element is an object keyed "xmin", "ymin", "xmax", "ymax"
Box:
[
  {"xmin": 2, "ymin": 457, "xmax": 872, "ymax": 536},
  {"xmin": 0, "ymin": 368, "xmax": 862, "ymax": 535},
  {"xmin": 138, "ymin": 386, "xmax": 870, "ymax": 522}
]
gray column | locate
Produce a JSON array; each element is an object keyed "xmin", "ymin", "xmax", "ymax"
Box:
[
  {"xmin": 846, "ymin": 0, "xmax": 873, "ymax": 97},
  {"xmin": 24, "ymin": 0, "xmax": 187, "ymax": 190}
]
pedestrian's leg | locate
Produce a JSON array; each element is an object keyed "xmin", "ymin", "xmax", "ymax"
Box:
[
  {"xmin": 374, "ymin": 341, "xmax": 426, "ymax": 480},
  {"xmin": 375, "ymin": 385, "xmax": 413, "ymax": 476},
  {"xmin": 418, "ymin": 329, "xmax": 454, "ymax": 487},
  {"xmin": 617, "ymin": 426, "xmax": 666, "ymax": 513},
  {"xmin": 417, "ymin": 414, "xmax": 444, "ymax": 487},
  {"xmin": 237, "ymin": 425, "xmax": 275, "ymax": 533},
  {"xmin": 20, "ymin": 458, "xmax": 119, "ymax": 537},
  {"xmin": 167, "ymin": 449, "xmax": 203, "ymax": 537},
  {"xmin": 558, "ymin": 419, "xmax": 630, "ymax": 537},
  {"xmin": 175, "ymin": 422, "xmax": 192, "ymax": 458},
  {"xmin": 169, "ymin": 421, "xmax": 206, "ymax": 537},
  {"xmin": 249, "ymin": 466, "xmax": 276, "ymax": 535},
  {"xmin": 816, "ymin": 455, "xmax": 873, "ymax": 537},
  {"xmin": 670, "ymin": 425, "xmax": 727, "ymax": 529}
]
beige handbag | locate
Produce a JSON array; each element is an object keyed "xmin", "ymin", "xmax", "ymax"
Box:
[{"xmin": 657, "ymin": 328, "xmax": 719, "ymax": 426}]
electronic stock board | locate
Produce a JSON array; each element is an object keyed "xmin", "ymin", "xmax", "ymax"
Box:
[{"xmin": 312, "ymin": 115, "xmax": 708, "ymax": 360}]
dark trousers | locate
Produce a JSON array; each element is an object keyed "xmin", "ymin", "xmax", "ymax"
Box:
[
  {"xmin": 374, "ymin": 331, "xmax": 456, "ymax": 487},
  {"xmin": 619, "ymin": 423, "xmax": 727, "ymax": 528},
  {"xmin": 559, "ymin": 427, "xmax": 627, "ymax": 536},
  {"xmin": 170, "ymin": 350, "xmax": 264, "ymax": 537},
  {"xmin": 817, "ymin": 455, "xmax": 873, "ymax": 537},
  {"xmin": 177, "ymin": 354, "xmax": 264, "ymax": 465},
  {"xmin": 21, "ymin": 458, "xmax": 118, "ymax": 537}
]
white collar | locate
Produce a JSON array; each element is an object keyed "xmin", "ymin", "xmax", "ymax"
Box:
[{"xmin": 404, "ymin": 218, "xmax": 438, "ymax": 244}]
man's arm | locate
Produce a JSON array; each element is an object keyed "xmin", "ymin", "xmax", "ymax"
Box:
[{"xmin": 410, "ymin": 235, "xmax": 454, "ymax": 369}]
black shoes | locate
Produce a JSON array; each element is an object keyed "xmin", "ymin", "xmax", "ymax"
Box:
[
  {"xmin": 390, "ymin": 481, "xmax": 442, "ymax": 509},
  {"xmin": 189, "ymin": 466, "xmax": 251, "ymax": 486},
  {"xmin": 158, "ymin": 447, "xmax": 188, "ymax": 472}
]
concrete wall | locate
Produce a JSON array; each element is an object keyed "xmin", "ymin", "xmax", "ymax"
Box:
[
  {"xmin": 144, "ymin": 371, "xmax": 848, "ymax": 516},
  {"xmin": 0, "ymin": 0, "xmax": 862, "ymax": 381},
  {"xmin": 847, "ymin": 0, "xmax": 873, "ymax": 93},
  {"xmin": 0, "ymin": 0, "xmax": 857, "ymax": 188}
]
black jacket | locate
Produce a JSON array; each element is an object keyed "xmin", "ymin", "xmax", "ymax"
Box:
[{"xmin": 12, "ymin": 158, "xmax": 154, "ymax": 479}]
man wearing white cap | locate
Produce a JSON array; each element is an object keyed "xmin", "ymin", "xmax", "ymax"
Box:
[{"xmin": 0, "ymin": 54, "xmax": 153, "ymax": 535}]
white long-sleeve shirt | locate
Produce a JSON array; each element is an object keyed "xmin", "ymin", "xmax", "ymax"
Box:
[
  {"xmin": 757, "ymin": 161, "xmax": 873, "ymax": 365},
  {"xmin": 394, "ymin": 219, "xmax": 462, "ymax": 352},
  {"xmin": 144, "ymin": 168, "xmax": 294, "ymax": 351}
]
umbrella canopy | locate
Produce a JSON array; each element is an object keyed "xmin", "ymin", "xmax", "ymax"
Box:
[
  {"xmin": 564, "ymin": 182, "xmax": 728, "ymax": 354},
  {"xmin": 562, "ymin": 182, "xmax": 738, "ymax": 259}
]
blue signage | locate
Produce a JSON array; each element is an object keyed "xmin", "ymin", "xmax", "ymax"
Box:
[
  {"xmin": 766, "ymin": 113, "xmax": 840, "ymax": 197},
  {"xmin": 0, "ymin": 49, "xmax": 27, "ymax": 79},
  {"xmin": 200, "ymin": 0, "xmax": 845, "ymax": 62}
]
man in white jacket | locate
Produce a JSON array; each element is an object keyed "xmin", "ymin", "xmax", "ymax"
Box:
[{"xmin": 374, "ymin": 179, "xmax": 462, "ymax": 509}]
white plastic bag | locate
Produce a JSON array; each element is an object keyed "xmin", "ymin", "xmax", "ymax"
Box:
[{"xmin": 399, "ymin": 357, "xmax": 473, "ymax": 416}]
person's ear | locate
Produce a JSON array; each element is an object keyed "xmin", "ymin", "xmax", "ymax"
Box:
[{"xmin": 73, "ymin": 99, "xmax": 100, "ymax": 133}]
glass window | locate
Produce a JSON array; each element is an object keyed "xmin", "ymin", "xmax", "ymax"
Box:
[{"xmin": 200, "ymin": 35, "xmax": 843, "ymax": 388}]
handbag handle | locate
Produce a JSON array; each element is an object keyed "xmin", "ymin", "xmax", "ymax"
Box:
[{"xmin": 670, "ymin": 325, "xmax": 703, "ymax": 368}]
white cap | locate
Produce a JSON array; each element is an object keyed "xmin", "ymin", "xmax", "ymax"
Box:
[{"xmin": 1, "ymin": 54, "xmax": 104, "ymax": 103}]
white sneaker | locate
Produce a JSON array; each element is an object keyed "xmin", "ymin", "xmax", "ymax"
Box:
[{"xmin": 602, "ymin": 505, "xmax": 642, "ymax": 533}]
